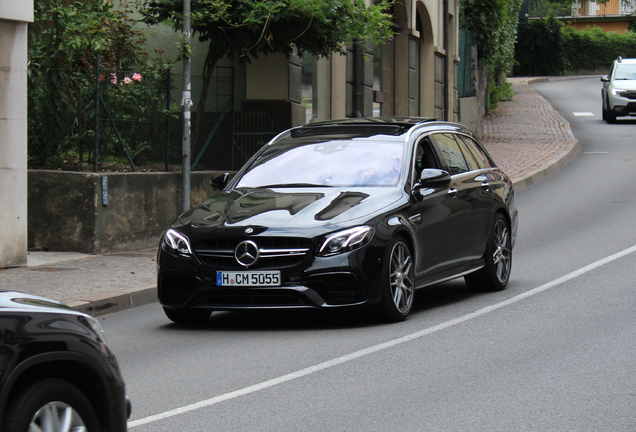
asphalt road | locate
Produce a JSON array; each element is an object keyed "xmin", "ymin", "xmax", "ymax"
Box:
[{"xmin": 101, "ymin": 77, "xmax": 636, "ymax": 431}]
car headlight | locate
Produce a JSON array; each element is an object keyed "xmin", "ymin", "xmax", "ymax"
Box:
[
  {"xmin": 82, "ymin": 315, "xmax": 109, "ymax": 345},
  {"xmin": 611, "ymin": 87, "xmax": 628, "ymax": 96},
  {"xmin": 163, "ymin": 229, "xmax": 193, "ymax": 256},
  {"xmin": 318, "ymin": 226, "xmax": 374, "ymax": 256}
]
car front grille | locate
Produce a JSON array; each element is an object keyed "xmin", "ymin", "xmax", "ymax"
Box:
[{"xmin": 193, "ymin": 237, "xmax": 312, "ymax": 270}]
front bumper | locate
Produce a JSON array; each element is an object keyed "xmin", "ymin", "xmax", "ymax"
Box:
[
  {"xmin": 157, "ymin": 241, "xmax": 386, "ymax": 311},
  {"xmin": 608, "ymin": 92, "xmax": 636, "ymax": 115}
]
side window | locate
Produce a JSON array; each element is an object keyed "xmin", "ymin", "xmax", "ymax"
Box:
[
  {"xmin": 431, "ymin": 133, "xmax": 468, "ymax": 175},
  {"xmin": 457, "ymin": 135, "xmax": 494, "ymax": 169},
  {"xmin": 414, "ymin": 137, "xmax": 441, "ymax": 178},
  {"xmin": 455, "ymin": 135, "xmax": 481, "ymax": 171}
]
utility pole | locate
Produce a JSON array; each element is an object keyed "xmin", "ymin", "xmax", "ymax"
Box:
[{"xmin": 181, "ymin": 0, "xmax": 192, "ymax": 212}]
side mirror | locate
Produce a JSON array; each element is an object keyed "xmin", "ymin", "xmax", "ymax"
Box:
[
  {"xmin": 211, "ymin": 172, "xmax": 231, "ymax": 190},
  {"xmin": 601, "ymin": 76, "xmax": 609, "ymax": 82},
  {"xmin": 414, "ymin": 168, "xmax": 451, "ymax": 190}
]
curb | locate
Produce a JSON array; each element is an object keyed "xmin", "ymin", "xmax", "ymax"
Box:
[
  {"xmin": 511, "ymin": 138, "xmax": 580, "ymax": 191},
  {"xmin": 67, "ymin": 284, "xmax": 157, "ymax": 317},
  {"xmin": 508, "ymin": 76, "xmax": 581, "ymax": 191}
]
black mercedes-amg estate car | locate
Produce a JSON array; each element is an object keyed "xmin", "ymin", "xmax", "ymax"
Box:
[
  {"xmin": 0, "ymin": 291, "xmax": 130, "ymax": 432},
  {"xmin": 158, "ymin": 118, "xmax": 518, "ymax": 323}
]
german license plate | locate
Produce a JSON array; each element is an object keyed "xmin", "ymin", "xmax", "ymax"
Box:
[{"xmin": 216, "ymin": 271, "xmax": 281, "ymax": 286}]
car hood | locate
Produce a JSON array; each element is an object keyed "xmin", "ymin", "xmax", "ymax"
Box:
[
  {"xmin": 611, "ymin": 79, "xmax": 636, "ymax": 90},
  {"xmin": 178, "ymin": 187, "xmax": 403, "ymax": 230}
]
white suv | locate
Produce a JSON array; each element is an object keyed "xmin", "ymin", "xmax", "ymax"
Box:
[{"xmin": 601, "ymin": 57, "xmax": 636, "ymax": 123}]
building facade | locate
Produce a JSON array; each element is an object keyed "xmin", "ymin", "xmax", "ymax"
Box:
[
  {"xmin": 0, "ymin": 1, "xmax": 32, "ymax": 267},
  {"xmin": 567, "ymin": 0, "xmax": 636, "ymax": 32},
  {"xmin": 239, "ymin": 0, "xmax": 463, "ymax": 129}
]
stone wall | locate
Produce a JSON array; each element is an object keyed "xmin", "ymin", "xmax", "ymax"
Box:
[{"xmin": 28, "ymin": 171, "xmax": 228, "ymax": 254}]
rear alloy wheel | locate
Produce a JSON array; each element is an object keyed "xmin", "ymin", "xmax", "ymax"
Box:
[
  {"xmin": 3, "ymin": 378, "xmax": 101, "ymax": 432},
  {"xmin": 379, "ymin": 238, "xmax": 415, "ymax": 322},
  {"xmin": 465, "ymin": 214, "xmax": 511, "ymax": 292},
  {"xmin": 163, "ymin": 307, "xmax": 211, "ymax": 325}
]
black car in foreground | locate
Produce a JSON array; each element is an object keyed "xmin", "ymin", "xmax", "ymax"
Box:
[
  {"xmin": 158, "ymin": 118, "xmax": 518, "ymax": 323},
  {"xmin": 0, "ymin": 291, "xmax": 130, "ymax": 432}
]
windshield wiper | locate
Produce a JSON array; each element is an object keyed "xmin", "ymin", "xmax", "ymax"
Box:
[{"xmin": 254, "ymin": 183, "xmax": 334, "ymax": 189}]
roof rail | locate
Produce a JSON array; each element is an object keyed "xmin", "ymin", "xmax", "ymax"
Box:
[{"xmin": 618, "ymin": 56, "xmax": 623, "ymax": 63}]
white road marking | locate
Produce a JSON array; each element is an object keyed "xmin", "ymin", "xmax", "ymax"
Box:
[
  {"xmin": 128, "ymin": 244, "xmax": 636, "ymax": 428},
  {"xmin": 573, "ymin": 112, "xmax": 595, "ymax": 116}
]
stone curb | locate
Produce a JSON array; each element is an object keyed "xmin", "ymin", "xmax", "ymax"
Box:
[
  {"xmin": 67, "ymin": 284, "xmax": 157, "ymax": 317},
  {"xmin": 507, "ymin": 76, "xmax": 581, "ymax": 191},
  {"xmin": 510, "ymin": 138, "xmax": 580, "ymax": 191}
]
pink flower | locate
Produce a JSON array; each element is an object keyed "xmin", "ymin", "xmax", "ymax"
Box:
[
  {"xmin": 99, "ymin": 74, "xmax": 104, "ymax": 82},
  {"xmin": 132, "ymin": 73, "xmax": 142, "ymax": 82},
  {"xmin": 110, "ymin": 73, "xmax": 117, "ymax": 84},
  {"xmin": 124, "ymin": 77, "xmax": 132, "ymax": 84}
]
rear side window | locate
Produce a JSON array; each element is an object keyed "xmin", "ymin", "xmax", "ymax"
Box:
[
  {"xmin": 430, "ymin": 133, "xmax": 468, "ymax": 175},
  {"xmin": 456, "ymin": 135, "xmax": 494, "ymax": 169}
]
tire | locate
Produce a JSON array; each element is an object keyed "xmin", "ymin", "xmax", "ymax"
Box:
[
  {"xmin": 465, "ymin": 213, "xmax": 512, "ymax": 292},
  {"xmin": 3, "ymin": 378, "xmax": 101, "ymax": 432},
  {"xmin": 163, "ymin": 306, "xmax": 211, "ymax": 324},
  {"xmin": 607, "ymin": 110, "xmax": 617, "ymax": 124},
  {"xmin": 602, "ymin": 102, "xmax": 607, "ymax": 120},
  {"xmin": 378, "ymin": 238, "xmax": 415, "ymax": 322}
]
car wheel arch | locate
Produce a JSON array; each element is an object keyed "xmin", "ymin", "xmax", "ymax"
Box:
[
  {"xmin": 387, "ymin": 227, "xmax": 416, "ymax": 262},
  {"xmin": 0, "ymin": 353, "xmax": 116, "ymax": 431}
]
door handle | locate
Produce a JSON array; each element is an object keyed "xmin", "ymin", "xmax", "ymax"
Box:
[
  {"xmin": 448, "ymin": 188, "xmax": 458, "ymax": 197},
  {"xmin": 481, "ymin": 182, "xmax": 490, "ymax": 191}
]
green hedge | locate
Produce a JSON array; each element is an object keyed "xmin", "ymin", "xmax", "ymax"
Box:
[
  {"xmin": 562, "ymin": 26, "xmax": 636, "ymax": 72},
  {"xmin": 515, "ymin": 19, "xmax": 636, "ymax": 76},
  {"xmin": 514, "ymin": 17, "xmax": 565, "ymax": 76}
]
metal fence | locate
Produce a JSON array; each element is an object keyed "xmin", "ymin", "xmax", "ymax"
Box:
[{"xmin": 28, "ymin": 62, "xmax": 234, "ymax": 172}]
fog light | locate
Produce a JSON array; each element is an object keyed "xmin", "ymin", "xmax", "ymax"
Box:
[{"xmin": 616, "ymin": 106, "xmax": 624, "ymax": 112}]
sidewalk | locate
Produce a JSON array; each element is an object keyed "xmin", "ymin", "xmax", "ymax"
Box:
[{"xmin": 0, "ymin": 78, "xmax": 579, "ymax": 317}]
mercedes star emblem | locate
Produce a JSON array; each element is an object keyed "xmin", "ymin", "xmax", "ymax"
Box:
[{"xmin": 235, "ymin": 240, "xmax": 259, "ymax": 267}]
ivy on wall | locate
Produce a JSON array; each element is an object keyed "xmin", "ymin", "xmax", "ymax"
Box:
[{"xmin": 461, "ymin": 0, "xmax": 523, "ymax": 70}]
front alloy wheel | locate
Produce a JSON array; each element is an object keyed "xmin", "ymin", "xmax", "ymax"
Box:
[
  {"xmin": 31, "ymin": 402, "xmax": 87, "ymax": 432},
  {"xmin": 3, "ymin": 378, "xmax": 101, "ymax": 432},
  {"xmin": 379, "ymin": 239, "xmax": 415, "ymax": 322}
]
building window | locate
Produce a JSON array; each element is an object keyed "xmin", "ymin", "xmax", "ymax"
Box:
[{"xmin": 301, "ymin": 52, "xmax": 318, "ymax": 123}]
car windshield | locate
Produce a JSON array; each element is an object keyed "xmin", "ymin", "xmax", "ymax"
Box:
[
  {"xmin": 614, "ymin": 63, "xmax": 636, "ymax": 80},
  {"xmin": 236, "ymin": 139, "xmax": 404, "ymax": 188}
]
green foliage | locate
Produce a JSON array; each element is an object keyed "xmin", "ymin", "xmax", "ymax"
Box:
[
  {"xmin": 561, "ymin": 25, "xmax": 636, "ymax": 72},
  {"xmin": 139, "ymin": 0, "xmax": 395, "ymax": 67},
  {"xmin": 629, "ymin": 21, "xmax": 636, "ymax": 33},
  {"xmin": 514, "ymin": 16, "xmax": 565, "ymax": 76},
  {"xmin": 528, "ymin": 0, "xmax": 572, "ymax": 18},
  {"xmin": 460, "ymin": 0, "xmax": 523, "ymax": 69},
  {"xmin": 488, "ymin": 71, "xmax": 514, "ymax": 111},
  {"xmin": 28, "ymin": 0, "xmax": 174, "ymax": 168},
  {"xmin": 515, "ymin": 20, "xmax": 636, "ymax": 76}
]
